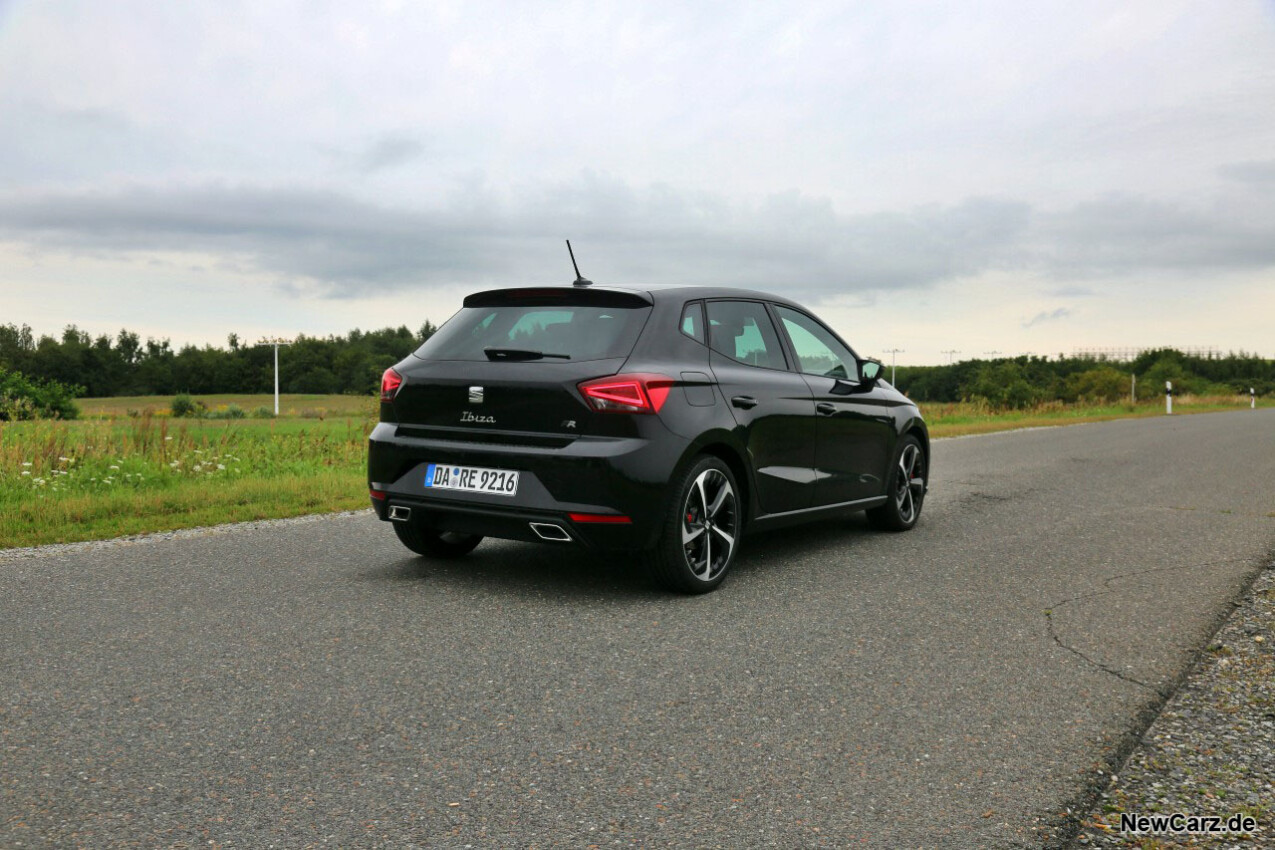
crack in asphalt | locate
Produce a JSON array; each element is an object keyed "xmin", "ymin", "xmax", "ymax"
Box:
[
  {"xmin": 1043, "ymin": 556, "xmax": 1260, "ymax": 693},
  {"xmin": 1044, "ymin": 605, "xmax": 1158, "ymax": 691}
]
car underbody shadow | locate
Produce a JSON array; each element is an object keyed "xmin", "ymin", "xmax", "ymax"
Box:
[
  {"xmin": 732, "ymin": 510, "xmax": 876, "ymax": 569},
  {"xmin": 361, "ymin": 538, "xmax": 658, "ymax": 600},
  {"xmin": 360, "ymin": 511, "xmax": 879, "ymax": 597}
]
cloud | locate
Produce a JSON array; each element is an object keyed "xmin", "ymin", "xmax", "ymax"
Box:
[
  {"xmin": 0, "ymin": 177, "xmax": 1272, "ymax": 303},
  {"xmin": 1218, "ymin": 160, "xmax": 1275, "ymax": 186},
  {"xmin": 0, "ymin": 104, "xmax": 177, "ymax": 184},
  {"xmin": 1046, "ymin": 285, "xmax": 1096, "ymax": 298},
  {"xmin": 1022, "ymin": 307, "xmax": 1072, "ymax": 328},
  {"xmin": 357, "ymin": 134, "xmax": 427, "ymax": 173},
  {"xmin": 1033, "ymin": 194, "xmax": 1275, "ymax": 275},
  {"xmin": 0, "ymin": 180, "xmax": 1033, "ymax": 297}
]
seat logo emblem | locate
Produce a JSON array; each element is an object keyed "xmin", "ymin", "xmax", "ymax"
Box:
[{"xmin": 468, "ymin": 386, "xmax": 484, "ymax": 404}]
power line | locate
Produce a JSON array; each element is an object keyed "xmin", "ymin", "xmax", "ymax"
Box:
[{"xmin": 1072, "ymin": 346, "xmax": 1220, "ymax": 362}]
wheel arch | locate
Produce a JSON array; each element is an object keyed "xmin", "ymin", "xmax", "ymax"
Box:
[{"xmin": 899, "ymin": 414, "xmax": 930, "ymax": 491}]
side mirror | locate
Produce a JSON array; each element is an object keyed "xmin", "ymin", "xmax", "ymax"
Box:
[{"xmin": 860, "ymin": 359, "xmax": 883, "ymax": 384}]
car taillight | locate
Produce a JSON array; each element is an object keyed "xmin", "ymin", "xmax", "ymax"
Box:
[
  {"xmin": 578, "ymin": 374, "xmax": 674, "ymax": 414},
  {"xmin": 380, "ymin": 367, "xmax": 403, "ymax": 402}
]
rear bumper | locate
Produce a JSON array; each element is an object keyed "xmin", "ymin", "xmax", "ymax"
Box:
[{"xmin": 367, "ymin": 421, "xmax": 686, "ymax": 549}]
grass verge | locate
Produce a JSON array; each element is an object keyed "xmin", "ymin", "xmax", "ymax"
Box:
[
  {"xmin": 2, "ymin": 394, "xmax": 1268, "ymax": 549},
  {"xmin": 0, "ymin": 469, "xmax": 366, "ymax": 549},
  {"xmin": 77, "ymin": 393, "xmax": 376, "ymax": 419},
  {"xmin": 1, "ymin": 415, "xmax": 370, "ymax": 549},
  {"xmin": 924, "ymin": 396, "xmax": 1269, "ymax": 438}
]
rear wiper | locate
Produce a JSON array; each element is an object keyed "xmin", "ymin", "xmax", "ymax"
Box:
[{"xmin": 483, "ymin": 347, "xmax": 571, "ymax": 361}]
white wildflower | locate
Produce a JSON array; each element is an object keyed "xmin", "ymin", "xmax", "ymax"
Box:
[
  {"xmin": 109, "ymin": 465, "xmax": 120, "ymax": 471},
  {"xmin": 217, "ymin": 464, "xmax": 225, "ymax": 470},
  {"xmin": 21, "ymin": 461, "xmax": 32, "ymax": 467},
  {"xmin": 164, "ymin": 436, "xmax": 172, "ymax": 441},
  {"xmin": 21, "ymin": 471, "xmax": 30, "ymax": 476}
]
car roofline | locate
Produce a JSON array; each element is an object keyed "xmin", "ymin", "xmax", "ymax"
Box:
[{"xmin": 463, "ymin": 283, "xmax": 808, "ymax": 310}]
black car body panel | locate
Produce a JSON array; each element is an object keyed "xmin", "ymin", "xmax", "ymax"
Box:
[{"xmin": 368, "ymin": 285, "xmax": 928, "ymax": 556}]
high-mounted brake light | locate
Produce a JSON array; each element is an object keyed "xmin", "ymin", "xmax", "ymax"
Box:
[
  {"xmin": 380, "ymin": 367, "xmax": 403, "ymax": 402},
  {"xmin": 578, "ymin": 374, "xmax": 674, "ymax": 414}
]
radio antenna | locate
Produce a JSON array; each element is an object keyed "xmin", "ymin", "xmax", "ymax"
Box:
[{"xmin": 566, "ymin": 240, "xmax": 592, "ymax": 287}]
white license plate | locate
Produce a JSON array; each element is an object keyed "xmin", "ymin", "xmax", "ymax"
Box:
[{"xmin": 424, "ymin": 463, "xmax": 519, "ymax": 496}]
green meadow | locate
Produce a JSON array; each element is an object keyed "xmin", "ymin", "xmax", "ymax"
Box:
[{"xmin": 1, "ymin": 413, "xmax": 370, "ymax": 548}]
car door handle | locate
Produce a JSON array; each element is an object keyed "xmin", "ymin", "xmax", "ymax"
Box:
[
  {"xmin": 816, "ymin": 402, "xmax": 837, "ymax": 416},
  {"xmin": 731, "ymin": 395, "xmax": 759, "ymax": 410}
]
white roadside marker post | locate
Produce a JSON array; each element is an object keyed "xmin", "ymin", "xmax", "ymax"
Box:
[
  {"xmin": 1131, "ymin": 374, "xmax": 1136, "ymax": 404},
  {"xmin": 1252, "ymin": 387, "xmax": 1257, "ymax": 410},
  {"xmin": 1166, "ymin": 380, "xmax": 1173, "ymax": 415}
]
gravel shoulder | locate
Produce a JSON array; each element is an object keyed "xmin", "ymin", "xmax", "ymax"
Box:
[{"xmin": 1076, "ymin": 563, "xmax": 1275, "ymax": 849}]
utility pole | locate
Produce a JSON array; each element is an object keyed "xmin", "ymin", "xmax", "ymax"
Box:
[
  {"xmin": 983, "ymin": 350, "xmax": 1001, "ymax": 360},
  {"xmin": 256, "ymin": 337, "xmax": 294, "ymax": 416},
  {"xmin": 941, "ymin": 349, "xmax": 960, "ymax": 365},
  {"xmin": 884, "ymin": 348, "xmax": 905, "ymax": 384}
]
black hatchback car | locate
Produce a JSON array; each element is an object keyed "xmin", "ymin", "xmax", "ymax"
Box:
[{"xmin": 368, "ymin": 284, "xmax": 928, "ymax": 592}]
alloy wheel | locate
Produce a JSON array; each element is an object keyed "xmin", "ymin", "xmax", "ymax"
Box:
[
  {"xmin": 680, "ymin": 468, "xmax": 738, "ymax": 581},
  {"xmin": 896, "ymin": 443, "xmax": 926, "ymax": 524}
]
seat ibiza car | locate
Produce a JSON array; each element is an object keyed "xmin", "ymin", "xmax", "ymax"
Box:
[{"xmin": 368, "ymin": 284, "xmax": 928, "ymax": 593}]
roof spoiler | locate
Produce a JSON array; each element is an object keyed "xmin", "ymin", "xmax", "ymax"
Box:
[{"xmin": 463, "ymin": 288, "xmax": 652, "ymax": 308}]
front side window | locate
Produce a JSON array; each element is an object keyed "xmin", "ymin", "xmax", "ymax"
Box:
[
  {"xmin": 706, "ymin": 300, "xmax": 786, "ymax": 369},
  {"xmin": 774, "ymin": 305, "xmax": 858, "ymax": 380}
]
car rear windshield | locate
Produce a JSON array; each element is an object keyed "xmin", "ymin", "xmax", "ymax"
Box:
[{"xmin": 414, "ymin": 303, "xmax": 651, "ymax": 362}]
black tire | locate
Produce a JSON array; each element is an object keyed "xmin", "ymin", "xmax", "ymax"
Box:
[
  {"xmin": 393, "ymin": 521, "xmax": 483, "ymax": 559},
  {"xmin": 645, "ymin": 456, "xmax": 742, "ymax": 594},
  {"xmin": 867, "ymin": 434, "xmax": 926, "ymax": 531}
]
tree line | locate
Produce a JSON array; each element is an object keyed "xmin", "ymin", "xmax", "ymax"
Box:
[
  {"xmin": 895, "ymin": 349, "xmax": 1273, "ymax": 408},
  {"xmin": 1, "ymin": 320, "xmax": 1270, "ymax": 416},
  {"xmin": 0, "ymin": 322, "xmax": 437, "ymax": 399}
]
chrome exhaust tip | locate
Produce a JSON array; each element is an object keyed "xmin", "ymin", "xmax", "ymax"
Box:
[
  {"xmin": 529, "ymin": 522, "xmax": 572, "ymax": 542},
  {"xmin": 388, "ymin": 505, "xmax": 411, "ymax": 522}
]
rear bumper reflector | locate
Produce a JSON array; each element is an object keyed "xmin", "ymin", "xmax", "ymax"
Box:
[
  {"xmin": 369, "ymin": 489, "xmax": 388, "ymax": 501},
  {"xmin": 568, "ymin": 512, "xmax": 632, "ymax": 524}
]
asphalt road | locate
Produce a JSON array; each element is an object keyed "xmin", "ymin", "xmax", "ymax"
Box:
[{"xmin": 3, "ymin": 410, "xmax": 1274, "ymax": 848}]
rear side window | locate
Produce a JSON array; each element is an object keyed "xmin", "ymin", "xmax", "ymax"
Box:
[
  {"xmin": 680, "ymin": 301, "xmax": 706, "ymax": 344},
  {"xmin": 706, "ymin": 300, "xmax": 787, "ymax": 369},
  {"xmin": 414, "ymin": 304, "xmax": 650, "ymax": 362}
]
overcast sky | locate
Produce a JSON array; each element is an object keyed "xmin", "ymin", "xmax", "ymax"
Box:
[{"xmin": 2, "ymin": 0, "xmax": 1273, "ymax": 363}]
